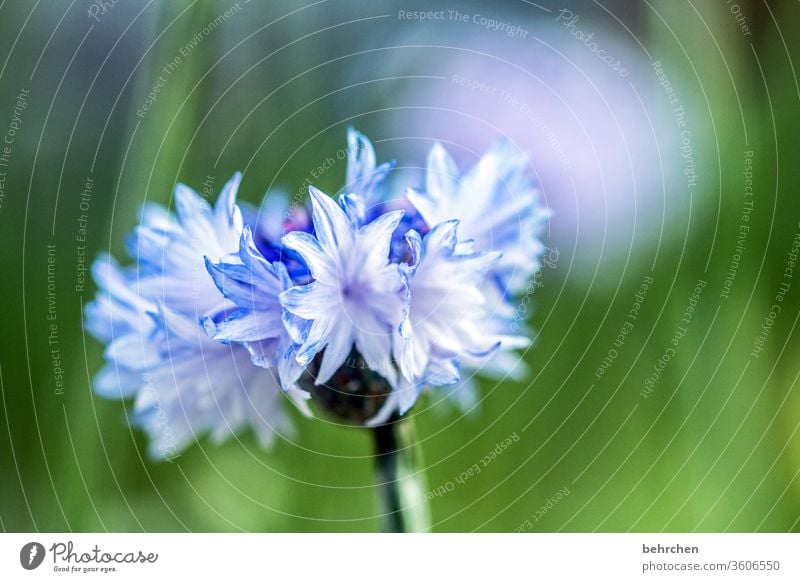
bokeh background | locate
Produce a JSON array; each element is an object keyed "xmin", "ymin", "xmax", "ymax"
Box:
[{"xmin": 1, "ymin": 0, "xmax": 800, "ymax": 532}]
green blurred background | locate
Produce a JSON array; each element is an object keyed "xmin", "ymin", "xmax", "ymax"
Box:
[{"xmin": 1, "ymin": 0, "xmax": 799, "ymax": 532}]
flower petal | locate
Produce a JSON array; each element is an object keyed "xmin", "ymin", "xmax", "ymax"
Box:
[
  {"xmin": 280, "ymin": 282, "xmax": 336, "ymax": 320},
  {"xmin": 308, "ymin": 186, "xmax": 353, "ymax": 255},
  {"xmin": 426, "ymin": 143, "xmax": 458, "ymax": 204},
  {"xmin": 281, "ymin": 231, "xmax": 334, "ymax": 282},
  {"xmin": 315, "ymin": 320, "xmax": 354, "ymax": 385}
]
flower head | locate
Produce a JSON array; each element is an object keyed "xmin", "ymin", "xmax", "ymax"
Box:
[
  {"xmin": 389, "ymin": 220, "xmax": 504, "ymax": 413},
  {"xmin": 87, "ymin": 130, "xmax": 550, "ymax": 455},
  {"xmin": 86, "ymin": 175, "xmax": 303, "ymax": 459},
  {"xmin": 280, "ymin": 186, "xmax": 406, "ymax": 387}
]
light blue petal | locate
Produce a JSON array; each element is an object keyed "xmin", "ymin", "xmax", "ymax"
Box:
[
  {"xmin": 424, "ymin": 356, "xmax": 460, "ymax": 386},
  {"xmin": 173, "ymin": 183, "xmax": 212, "ymax": 229},
  {"xmin": 464, "ymin": 340, "xmax": 501, "ymax": 360},
  {"xmin": 93, "ymin": 364, "xmax": 141, "ymax": 399},
  {"xmin": 205, "ymin": 258, "xmax": 261, "ymax": 307},
  {"xmin": 343, "ymin": 129, "xmax": 396, "ymax": 205},
  {"xmin": 340, "ymin": 192, "xmax": 366, "ymax": 224},
  {"xmin": 396, "ymin": 379, "xmax": 421, "ymax": 415},
  {"xmin": 104, "ymin": 333, "xmax": 157, "ymax": 370},
  {"xmin": 424, "ymin": 219, "xmax": 460, "ymax": 254},
  {"xmin": 308, "ymin": 186, "xmax": 353, "ymax": 254},
  {"xmin": 358, "ymin": 209, "xmax": 404, "ymax": 271},
  {"xmin": 214, "ymin": 172, "xmax": 242, "ymax": 229},
  {"xmin": 125, "ymin": 225, "xmax": 171, "ymax": 267},
  {"xmin": 239, "ymin": 227, "xmax": 279, "ymax": 282},
  {"xmin": 242, "ymin": 337, "xmax": 279, "ymax": 368},
  {"xmin": 404, "ymin": 229, "xmax": 422, "ymax": 270},
  {"xmin": 294, "ymin": 316, "xmax": 332, "ymax": 365},
  {"xmin": 281, "ymin": 231, "xmax": 332, "ymax": 281},
  {"xmin": 404, "ymin": 187, "xmax": 438, "ymax": 230},
  {"xmin": 277, "ymin": 340, "xmax": 305, "ymax": 388},
  {"xmin": 315, "ymin": 320, "xmax": 353, "ymax": 385},
  {"xmin": 426, "ymin": 143, "xmax": 458, "ymax": 201},
  {"xmin": 282, "ymin": 308, "xmax": 310, "ymax": 345},
  {"xmin": 209, "ymin": 308, "xmax": 283, "ymax": 343},
  {"xmin": 365, "ymin": 391, "xmax": 398, "ymax": 427},
  {"xmin": 345, "ymin": 127, "xmax": 376, "ymax": 189},
  {"xmin": 280, "ymin": 282, "xmax": 333, "ymax": 320}
]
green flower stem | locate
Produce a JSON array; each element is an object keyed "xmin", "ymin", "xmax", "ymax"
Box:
[{"xmin": 371, "ymin": 417, "xmax": 430, "ymax": 533}]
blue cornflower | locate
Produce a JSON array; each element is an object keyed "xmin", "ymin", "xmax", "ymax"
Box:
[
  {"xmin": 391, "ymin": 220, "xmax": 503, "ymax": 412},
  {"xmin": 86, "ymin": 175, "xmax": 305, "ymax": 458},
  {"xmin": 280, "ymin": 186, "xmax": 406, "ymax": 387},
  {"xmin": 394, "ymin": 140, "xmax": 551, "ymax": 412}
]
